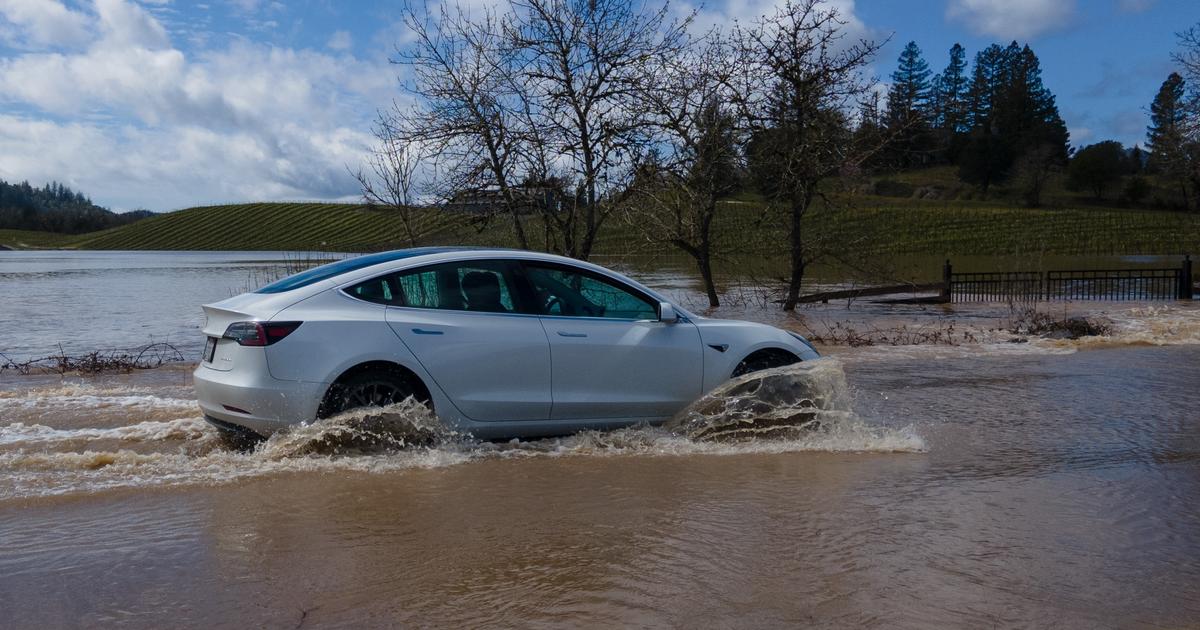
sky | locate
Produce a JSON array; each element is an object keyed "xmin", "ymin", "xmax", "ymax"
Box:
[{"xmin": 0, "ymin": 0, "xmax": 1195, "ymax": 212}]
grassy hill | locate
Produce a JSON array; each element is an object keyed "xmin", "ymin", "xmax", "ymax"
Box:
[
  {"xmin": 0, "ymin": 229, "xmax": 78, "ymax": 249},
  {"xmin": 2, "ymin": 191, "xmax": 1198, "ymax": 260}
]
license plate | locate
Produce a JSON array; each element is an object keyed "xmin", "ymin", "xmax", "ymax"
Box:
[{"xmin": 203, "ymin": 337, "xmax": 217, "ymax": 363}]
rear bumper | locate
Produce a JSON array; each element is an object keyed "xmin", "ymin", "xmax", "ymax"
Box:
[{"xmin": 193, "ymin": 363, "xmax": 326, "ymax": 436}]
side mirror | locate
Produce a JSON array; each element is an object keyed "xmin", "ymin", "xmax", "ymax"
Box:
[{"xmin": 659, "ymin": 302, "xmax": 679, "ymax": 323}]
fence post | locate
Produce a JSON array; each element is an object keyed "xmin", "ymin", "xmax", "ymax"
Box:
[
  {"xmin": 941, "ymin": 259, "xmax": 952, "ymax": 303},
  {"xmin": 1183, "ymin": 254, "xmax": 1194, "ymax": 300}
]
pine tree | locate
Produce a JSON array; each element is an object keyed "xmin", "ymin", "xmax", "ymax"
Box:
[
  {"xmin": 959, "ymin": 44, "xmax": 1012, "ymax": 190},
  {"xmin": 932, "ymin": 43, "xmax": 969, "ymax": 134},
  {"xmin": 1146, "ymin": 72, "xmax": 1191, "ymax": 208},
  {"xmin": 884, "ymin": 41, "xmax": 933, "ymax": 167},
  {"xmin": 958, "ymin": 42, "xmax": 1068, "ymax": 194},
  {"xmin": 998, "ymin": 44, "xmax": 1069, "ymax": 162}
]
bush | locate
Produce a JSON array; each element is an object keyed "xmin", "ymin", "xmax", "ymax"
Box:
[
  {"xmin": 872, "ymin": 179, "xmax": 915, "ymax": 198},
  {"xmin": 1121, "ymin": 175, "xmax": 1151, "ymax": 206}
]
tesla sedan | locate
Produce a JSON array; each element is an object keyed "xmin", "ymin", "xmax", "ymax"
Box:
[{"xmin": 193, "ymin": 247, "xmax": 820, "ymax": 443}]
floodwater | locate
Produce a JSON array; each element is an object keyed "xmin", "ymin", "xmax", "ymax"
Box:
[{"xmin": 2, "ymin": 251, "xmax": 1200, "ymax": 628}]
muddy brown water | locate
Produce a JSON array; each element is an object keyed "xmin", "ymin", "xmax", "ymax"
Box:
[
  {"xmin": 3, "ymin": 251, "xmax": 1200, "ymax": 628},
  {"xmin": 3, "ymin": 339, "xmax": 1200, "ymax": 628}
]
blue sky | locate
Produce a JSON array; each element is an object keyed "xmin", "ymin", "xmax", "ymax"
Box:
[{"xmin": 0, "ymin": 0, "xmax": 1195, "ymax": 211}]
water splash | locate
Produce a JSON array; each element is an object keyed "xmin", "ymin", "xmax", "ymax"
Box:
[
  {"xmin": 255, "ymin": 398, "xmax": 458, "ymax": 459},
  {"xmin": 666, "ymin": 360, "xmax": 854, "ymax": 441}
]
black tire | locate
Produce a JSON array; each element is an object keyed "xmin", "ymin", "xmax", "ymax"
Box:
[
  {"xmin": 317, "ymin": 370, "xmax": 426, "ymax": 419},
  {"xmin": 731, "ymin": 349, "xmax": 800, "ymax": 378}
]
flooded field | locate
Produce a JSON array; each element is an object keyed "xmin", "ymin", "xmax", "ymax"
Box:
[{"xmin": 2, "ymin": 251, "xmax": 1200, "ymax": 628}]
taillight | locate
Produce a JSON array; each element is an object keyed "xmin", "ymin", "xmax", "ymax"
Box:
[{"xmin": 223, "ymin": 321, "xmax": 302, "ymax": 346}]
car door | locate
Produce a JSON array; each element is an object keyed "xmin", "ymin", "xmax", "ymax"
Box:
[
  {"xmin": 520, "ymin": 262, "xmax": 703, "ymax": 420},
  {"xmin": 375, "ymin": 259, "xmax": 552, "ymax": 422}
]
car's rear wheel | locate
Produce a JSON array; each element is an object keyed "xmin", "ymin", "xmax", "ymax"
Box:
[
  {"xmin": 317, "ymin": 370, "xmax": 427, "ymax": 419},
  {"xmin": 732, "ymin": 349, "xmax": 800, "ymax": 378}
]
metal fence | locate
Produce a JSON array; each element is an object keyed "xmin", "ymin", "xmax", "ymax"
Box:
[{"xmin": 943, "ymin": 257, "xmax": 1194, "ymax": 303}]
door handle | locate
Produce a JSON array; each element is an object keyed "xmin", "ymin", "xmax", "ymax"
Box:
[
  {"xmin": 556, "ymin": 331, "xmax": 587, "ymax": 338},
  {"xmin": 412, "ymin": 328, "xmax": 444, "ymax": 335}
]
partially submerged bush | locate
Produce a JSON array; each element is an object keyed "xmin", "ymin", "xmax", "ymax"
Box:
[
  {"xmin": 1007, "ymin": 308, "xmax": 1112, "ymax": 339},
  {"xmin": 0, "ymin": 343, "xmax": 185, "ymax": 375}
]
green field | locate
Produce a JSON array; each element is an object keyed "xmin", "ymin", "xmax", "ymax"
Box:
[
  {"xmin": 2, "ymin": 196, "xmax": 1198, "ymax": 260},
  {"xmin": 0, "ymin": 229, "xmax": 77, "ymax": 249}
]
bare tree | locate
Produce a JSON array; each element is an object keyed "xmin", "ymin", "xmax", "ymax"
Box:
[
  {"xmin": 1172, "ymin": 23, "xmax": 1200, "ymax": 204},
  {"xmin": 732, "ymin": 0, "xmax": 884, "ymax": 310},
  {"xmin": 505, "ymin": 0, "xmax": 691, "ymax": 259},
  {"xmin": 627, "ymin": 34, "xmax": 740, "ymax": 307},
  {"xmin": 353, "ymin": 115, "xmax": 425, "ymax": 246},
  {"xmin": 1175, "ymin": 23, "xmax": 1200, "ymax": 86},
  {"xmin": 391, "ymin": 2, "xmax": 531, "ymax": 248}
]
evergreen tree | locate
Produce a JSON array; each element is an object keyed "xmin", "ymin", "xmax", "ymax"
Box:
[
  {"xmin": 999, "ymin": 44, "xmax": 1069, "ymax": 163},
  {"xmin": 959, "ymin": 42, "xmax": 1068, "ymax": 192},
  {"xmin": 959, "ymin": 44, "xmax": 1012, "ymax": 190},
  {"xmin": 0, "ymin": 179, "xmax": 147, "ymax": 233},
  {"xmin": 1146, "ymin": 73, "xmax": 1189, "ymax": 192},
  {"xmin": 883, "ymin": 41, "xmax": 933, "ymax": 167},
  {"xmin": 964, "ymin": 44, "xmax": 1009, "ymax": 133},
  {"xmin": 1128, "ymin": 145, "xmax": 1145, "ymax": 174},
  {"xmin": 931, "ymin": 44, "xmax": 969, "ymax": 131}
]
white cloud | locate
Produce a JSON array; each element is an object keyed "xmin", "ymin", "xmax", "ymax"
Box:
[
  {"xmin": 96, "ymin": 0, "xmax": 170, "ymax": 49},
  {"xmin": 0, "ymin": 0, "xmax": 397, "ymax": 210},
  {"xmin": 683, "ymin": 0, "xmax": 869, "ymax": 40},
  {"xmin": 0, "ymin": 0, "xmax": 91, "ymax": 48},
  {"xmin": 327, "ymin": 29, "xmax": 351, "ymax": 51},
  {"xmin": 946, "ymin": 0, "xmax": 1076, "ymax": 41}
]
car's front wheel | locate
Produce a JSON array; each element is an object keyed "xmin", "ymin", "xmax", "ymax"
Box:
[{"xmin": 317, "ymin": 370, "xmax": 426, "ymax": 419}]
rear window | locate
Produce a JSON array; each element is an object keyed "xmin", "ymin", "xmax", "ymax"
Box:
[{"xmin": 255, "ymin": 248, "xmax": 464, "ymax": 294}]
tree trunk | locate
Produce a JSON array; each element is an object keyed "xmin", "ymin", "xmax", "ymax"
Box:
[
  {"xmin": 508, "ymin": 202, "xmax": 529, "ymax": 250},
  {"xmin": 697, "ymin": 200, "xmax": 719, "ymax": 308},
  {"xmin": 697, "ymin": 248, "xmax": 719, "ymax": 308},
  {"xmin": 782, "ymin": 191, "xmax": 810, "ymax": 311}
]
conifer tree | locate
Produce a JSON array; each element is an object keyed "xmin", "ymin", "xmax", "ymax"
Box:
[
  {"xmin": 884, "ymin": 41, "xmax": 933, "ymax": 167},
  {"xmin": 958, "ymin": 42, "xmax": 1068, "ymax": 193},
  {"xmin": 1146, "ymin": 72, "xmax": 1192, "ymax": 208},
  {"xmin": 930, "ymin": 43, "xmax": 969, "ymax": 160}
]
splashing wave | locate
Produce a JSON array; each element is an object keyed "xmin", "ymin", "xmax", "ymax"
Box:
[{"xmin": 0, "ymin": 359, "xmax": 920, "ymax": 499}]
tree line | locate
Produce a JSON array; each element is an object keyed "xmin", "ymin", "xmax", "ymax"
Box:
[
  {"xmin": 859, "ymin": 39, "xmax": 1070, "ymax": 206},
  {"xmin": 360, "ymin": 0, "xmax": 1200, "ymax": 309},
  {"xmin": 0, "ymin": 180, "xmax": 151, "ymax": 234}
]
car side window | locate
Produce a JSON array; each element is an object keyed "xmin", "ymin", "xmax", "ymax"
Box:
[
  {"xmin": 345, "ymin": 275, "xmax": 401, "ymax": 305},
  {"xmin": 523, "ymin": 264, "xmax": 657, "ymax": 320},
  {"xmin": 390, "ymin": 260, "xmax": 518, "ymax": 313}
]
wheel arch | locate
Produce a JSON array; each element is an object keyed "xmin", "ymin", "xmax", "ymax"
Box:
[
  {"xmin": 319, "ymin": 360, "xmax": 433, "ymax": 414},
  {"xmin": 732, "ymin": 347, "xmax": 802, "ymax": 378}
]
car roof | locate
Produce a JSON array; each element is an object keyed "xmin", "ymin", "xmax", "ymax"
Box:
[
  {"xmin": 255, "ymin": 247, "xmax": 508, "ymax": 294},
  {"xmin": 251, "ymin": 247, "xmax": 689, "ymax": 316}
]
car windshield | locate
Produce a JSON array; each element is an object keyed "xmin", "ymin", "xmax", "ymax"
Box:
[{"xmin": 255, "ymin": 248, "xmax": 467, "ymax": 294}]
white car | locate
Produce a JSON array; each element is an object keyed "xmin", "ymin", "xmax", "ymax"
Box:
[{"xmin": 194, "ymin": 248, "xmax": 820, "ymax": 443}]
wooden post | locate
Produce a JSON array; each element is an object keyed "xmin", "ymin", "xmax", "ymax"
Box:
[
  {"xmin": 1183, "ymin": 254, "xmax": 1194, "ymax": 300},
  {"xmin": 941, "ymin": 259, "xmax": 952, "ymax": 303}
]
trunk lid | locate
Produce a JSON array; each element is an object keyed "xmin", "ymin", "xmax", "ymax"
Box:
[{"xmin": 200, "ymin": 292, "xmax": 305, "ymax": 371}]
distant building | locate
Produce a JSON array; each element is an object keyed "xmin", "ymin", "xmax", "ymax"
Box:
[{"xmin": 445, "ymin": 185, "xmax": 563, "ymax": 215}]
